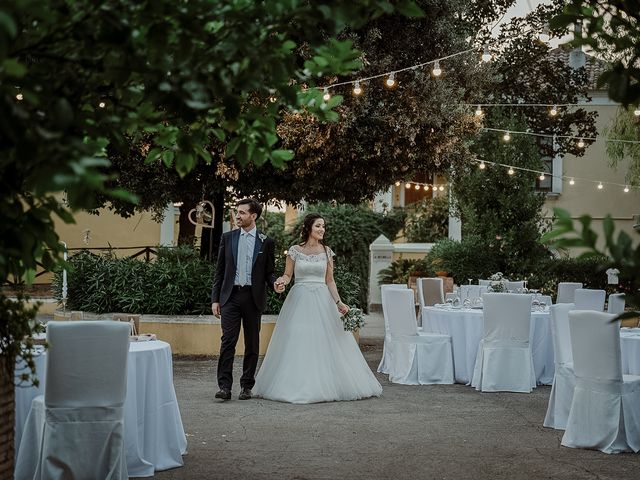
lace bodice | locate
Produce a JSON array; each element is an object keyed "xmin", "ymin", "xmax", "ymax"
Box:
[{"xmin": 288, "ymin": 245, "xmax": 335, "ymax": 283}]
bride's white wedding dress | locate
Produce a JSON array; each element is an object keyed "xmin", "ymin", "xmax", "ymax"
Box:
[{"xmin": 254, "ymin": 246, "xmax": 383, "ymax": 404}]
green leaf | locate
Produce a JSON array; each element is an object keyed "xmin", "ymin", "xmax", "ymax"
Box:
[
  {"xmin": 2, "ymin": 58, "xmax": 26, "ymax": 77},
  {"xmin": 0, "ymin": 11, "xmax": 17, "ymax": 38},
  {"xmin": 395, "ymin": 1, "xmax": 425, "ymax": 18},
  {"xmin": 271, "ymin": 149, "xmax": 294, "ymax": 163},
  {"xmin": 161, "ymin": 150, "xmax": 175, "ymax": 167},
  {"xmin": 146, "ymin": 148, "xmax": 162, "ymax": 164}
]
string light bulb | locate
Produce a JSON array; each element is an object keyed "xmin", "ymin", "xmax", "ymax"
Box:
[
  {"xmin": 634, "ymin": 107, "xmax": 640, "ymax": 116},
  {"xmin": 569, "ymin": 178, "xmax": 575, "ymax": 185},
  {"xmin": 16, "ymin": 93, "xmax": 23, "ymax": 101},
  {"xmin": 386, "ymin": 72, "xmax": 396, "ymax": 88},
  {"xmin": 479, "ymin": 161, "xmax": 486, "ymax": 169},
  {"xmin": 507, "ymin": 167, "xmax": 515, "ymax": 175},
  {"xmin": 539, "ymin": 173, "xmax": 545, "ymax": 181},
  {"xmin": 322, "ymin": 88, "xmax": 331, "ymax": 101},
  {"xmin": 503, "ymin": 132, "xmax": 511, "ymax": 142},
  {"xmin": 395, "ymin": 181, "xmax": 401, "ymax": 187},
  {"xmin": 414, "ymin": 184, "xmax": 420, "ymax": 190},
  {"xmin": 405, "ymin": 182, "xmax": 411, "ymax": 189},
  {"xmin": 432, "ymin": 61, "xmax": 442, "ymax": 77},
  {"xmin": 624, "ymin": 185, "xmax": 630, "ymax": 193},
  {"xmin": 98, "ymin": 101, "xmax": 106, "ymax": 108},
  {"xmin": 597, "ymin": 182, "xmax": 603, "ymax": 190},
  {"xmin": 577, "ymin": 138, "xmax": 585, "ymax": 148},
  {"xmin": 475, "ymin": 105, "xmax": 483, "ymax": 117},
  {"xmin": 481, "ymin": 46, "xmax": 491, "ymax": 62},
  {"xmin": 438, "ymin": 185, "xmax": 444, "ymax": 191},
  {"xmin": 549, "ymin": 105, "xmax": 558, "ymax": 116},
  {"xmin": 423, "ymin": 185, "xmax": 429, "ymax": 191},
  {"xmin": 353, "ymin": 80, "xmax": 362, "ymax": 96}
]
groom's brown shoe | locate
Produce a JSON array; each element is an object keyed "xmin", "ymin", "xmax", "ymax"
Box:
[
  {"xmin": 215, "ymin": 388, "xmax": 231, "ymax": 400},
  {"xmin": 238, "ymin": 388, "xmax": 252, "ymax": 400}
]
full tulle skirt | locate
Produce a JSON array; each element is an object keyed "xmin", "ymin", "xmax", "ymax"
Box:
[{"xmin": 254, "ymin": 282, "xmax": 383, "ymax": 404}]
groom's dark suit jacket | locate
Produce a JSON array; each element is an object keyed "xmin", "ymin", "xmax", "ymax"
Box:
[{"xmin": 211, "ymin": 228, "xmax": 276, "ymax": 312}]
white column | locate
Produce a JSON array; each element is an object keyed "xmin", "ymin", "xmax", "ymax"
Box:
[
  {"xmin": 369, "ymin": 235, "xmax": 394, "ymax": 307},
  {"xmin": 448, "ymin": 192, "xmax": 461, "ymax": 241},
  {"xmin": 160, "ymin": 203, "xmax": 176, "ymax": 246}
]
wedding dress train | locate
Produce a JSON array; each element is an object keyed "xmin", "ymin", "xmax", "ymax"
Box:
[{"xmin": 254, "ymin": 246, "xmax": 383, "ymax": 404}]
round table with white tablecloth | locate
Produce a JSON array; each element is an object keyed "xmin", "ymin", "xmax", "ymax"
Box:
[
  {"xmin": 620, "ymin": 328, "xmax": 640, "ymax": 376},
  {"xmin": 15, "ymin": 340, "xmax": 187, "ymax": 477},
  {"xmin": 421, "ymin": 306, "xmax": 555, "ymax": 385}
]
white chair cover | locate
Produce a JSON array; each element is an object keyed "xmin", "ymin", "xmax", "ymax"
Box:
[
  {"xmin": 574, "ymin": 288, "xmax": 606, "ymax": 311},
  {"xmin": 377, "ymin": 284, "xmax": 408, "ymax": 374},
  {"xmin": 478, "ymin": 279, "xmax": 491, "ymax": 287},
  {"xmin": 607, "ymin": 293, "xmax": 626, "ymax": 315},
  {"xmin": 384, "ymin": 289, "xmax": 454, "ymax": 385},
  {"xmin": 505, "ymin": 280, "xmax": 525, "ymax": 292},
  {"xmin": 562, "ymin": 311, "xmax": 640, "ymax": 453},
  {"xmin": 557, "ymin": 282, "xmax": 583, "ymax": 304},
  {"xmin": 544, "ymin": 303, "xmax": 576, "ymax": 429},
  {"xmin": 15, "ymin": 321, "xmax": 131, "ymax": 480},
  {"xmin": 471, "ymin": 293, "xmax": 536, "ymax": 393},
  {"xmin": 417, "ymin": 278, "xmax": 445, "ymax": 307}
]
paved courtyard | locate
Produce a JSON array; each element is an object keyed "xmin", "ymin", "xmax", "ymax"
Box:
[{"xmin": 153, "ymin": 341, "xmax": 640, "ymax": 480}]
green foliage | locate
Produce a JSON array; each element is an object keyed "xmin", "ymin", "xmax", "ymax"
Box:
[
  {"xmin": 542, "ymin": 208, "xmax": 640, "ymax": 314},
  {"xmin": 259, "ymin": 211, "xmax": 288, "ymax": 257},
  {"xmin": 404, "ymin": 196, "xmax": 449, "ymax": 242},
  {"xmin": 53, "ymin": 248, "xmax": 214, "ymax": 315},
  {"xmin": 526, "ymin": 255, "xmax": 611, "ymax": 298},
  {"xmin": 426, "ymin": 236, "xmax": 502, "ymax": 285},
  {"xmin": 377, "ymin": 258, "xmax": 431, "ymax": 285},
  {"xmin": 551, "ymin": 1, "xmax": 640, "ymax": 106},
  {"xmin": 604, "ymin": 107, "xmax": 640, "ymax": 186}
]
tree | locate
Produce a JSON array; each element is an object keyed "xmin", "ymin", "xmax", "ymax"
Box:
[
  {"xmin": 551, "ymin": 0, "xmax": 640, "ymax": 107},
  {"xmin": 1, "ymin": 0, "xmax": 422, "ymax": 471},
  {"xmin": 604, "ymin": 107, "xmax": 640, "ymax": 186}
]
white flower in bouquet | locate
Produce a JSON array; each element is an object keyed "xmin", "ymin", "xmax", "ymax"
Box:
[
  {"xmin": 488, "ymin": 272, "xmax": 506, "ymax": 292},
  {"xmin": 341, "ymin": 307, "xmax": 365, "ymax": 332}
]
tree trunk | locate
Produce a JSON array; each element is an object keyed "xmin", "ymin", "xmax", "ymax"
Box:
[
  {"xmin": 0, "ymin": 355, "xmax": 15, "ymax": 479},
  {"xmin": 212, "ymin": 191, "xmax": 225, "ymax": 260},
  {"xmin": 177, "ymin": 201, "xmax": 197, "ymax": 246}
]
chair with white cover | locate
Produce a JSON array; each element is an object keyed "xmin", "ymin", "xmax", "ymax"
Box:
[
  {"xmin": 377, "ymin": 284, "xmax": 408, "ymax": 374},
  {"xmin": 384, "ymin": 288, "xmax": 454, "ymax": 385},
  {"xmin": 478, "ymin": 279, "xmax": 491, "ymax": 287},
  {"xmin": 544, "ymin": 303, "xmax": 576, "ymax": 429},
  {"xmin": 15, "ymin": 321, "xmax": 131, "ymax": 480},
  {"xmin": 417, "ymin": 277, "xmax": 445, "ymax": 307},
  {"xmin": 505, "ymin": 280, "xmax": 525, "ymax": 292},
  {"xmin": 607, "ymin": 293, "xmax": 626, "ymax": 315},
  {"xmin": 562, "ymin": 310, "xmax": 640, "ymax": 453},
  {"xmin": 574, "ymin": 288, "xmax": 606, "ymax": 311},
  {"xmin": 471, "ymin": 293, "xmax": 536, "ymax": 393},
  {"xmin": 557, "ymin": 282, "xmax": 583, "ymax": 303}
]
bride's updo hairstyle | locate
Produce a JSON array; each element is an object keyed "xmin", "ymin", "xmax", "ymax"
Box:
[{"xmin": 299, "ymin": 213, "xmax": 326, "ymax": 246}]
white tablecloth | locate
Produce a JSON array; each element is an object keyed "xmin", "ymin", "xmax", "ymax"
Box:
[
  {"xmin": 621, "ymin": 328, "xmax": 640, "ymax": 376},
  {"xmin": 422, "ymin": 306, "xmax": 555, "ymax": 385},
  {"xmin": 14, "ymin": 340, "xmax": 187, "ymax": 477}
]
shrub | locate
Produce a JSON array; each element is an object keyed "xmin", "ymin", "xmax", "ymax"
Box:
[
  {"xmin": 426, "ymin": 236, "xmax": 502, "ymax": 285},
  {"xmin": 377, "ymin": 258, "xmax": 432, "ymax": 285}
]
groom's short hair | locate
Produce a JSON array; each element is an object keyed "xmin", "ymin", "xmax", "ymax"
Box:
[{"xmin": 237, "ymin": 198, "xmax": 263, "ymax": 219}]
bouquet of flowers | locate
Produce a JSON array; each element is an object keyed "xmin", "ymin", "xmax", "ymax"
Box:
[
  {"xmin": 341, "ymin": 307, "xmax": 365, "ymax": 332},
  {"xmin": 488, "ymin": 272, "xmax": 507, "ymax": 293}
]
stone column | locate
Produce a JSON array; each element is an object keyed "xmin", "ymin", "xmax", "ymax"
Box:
[{"xmin": 160, "ymin": 203, "xmax": 176, "ymax": 246}]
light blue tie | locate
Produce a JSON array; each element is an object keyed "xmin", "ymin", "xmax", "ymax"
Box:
[{"xmin": 238, "ymin": 232, "xmax": 247, "ymax": 286}]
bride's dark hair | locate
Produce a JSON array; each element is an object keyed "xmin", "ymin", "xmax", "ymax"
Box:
[{"xmin": 299, "ymin": 213, "xmax": 326, "ymax": 246}]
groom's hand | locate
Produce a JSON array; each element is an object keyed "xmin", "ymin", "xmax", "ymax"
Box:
[{"xmin": 212, "ymin": 302, "xmax": 221, "ymax": 318}]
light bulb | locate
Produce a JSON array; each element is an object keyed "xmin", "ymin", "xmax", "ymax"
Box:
[
  {"xmin": 269, "ymin": 96, "xmax": 277, "ymax": 103},
  {"xmin": 569, "ymin": 178, "xmax": 575, "ymax": 185},
  {"xmin": 98, "ymin": 101, "xmax": 106, "ymax": 108},
  {"xmin": 624, "ymin": 185, "xmax": 630, "ymax": 193},
  {"xmin": 475, "ymin": 105, "xmax": 483, "ymax": 116},
  {"xmin": 577, "ymin": 138, "xmax": 585, "ymax": 148},
  {"xmin": 438, "ymin": 185, "xmax": 444, "ymax": 191},
  {"xmin": 353, "ymin": 80, "xmax": 362, "ymax": 96},
  {"xmin": 503, "ymin": 132, "xmax": 511, "ymax": 142},
  {"xmin": 386, "ymin": 72, "xmax": 396, "ymax": 88},
  {"xmin": 508, "ymin": 167, "xmax": 515, "ymax": 175},
  {"xmin": 414, "ymin": 184, "xmax": 420, "ymax": 190},
  {"xmin": 16, "ymin": 93, "xmax": 23, "ymax": 101},
  {"xmin": 394, "ymin": 181, "xmax": 401, "ymax": 187},
  {"xmin": 322, "ymin": 88, "xmax": 331, "ymax": 101},
  {"xmin": 432, "ymin": 61, "xmax": 442, "ymax": 77},
  {"xmin": 539, "ymin": 173, "xmax": 545, "ymax": 181},
  {"xmin": 479, "ymin": 161, "xmax": 486, "ymax": 170},
  {"xmin": 423, "ymin": 185, "xmax": 429, "ymax": 191},
  {"xmin": 549, "ymin": 105, "xmax": 558, "ymax": 116},
  {"xmin": 481, "ymin": 46, "xmax": 491, "ymax": 62},
  {"xmin": 634, "ymin": 108, "xmax": 640, "ymax": 116},
  {"xmin": 405, "ymin": 182, "xmax": 411, "ymax": 189},
  {"xmin": 597, "ymin": 182, "xmax": 603, "ymax": 190}
]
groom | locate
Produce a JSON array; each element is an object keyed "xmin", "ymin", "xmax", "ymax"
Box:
[{"xmin": 211, "ymin": 198, "xmax": 283, "ymax": 401}]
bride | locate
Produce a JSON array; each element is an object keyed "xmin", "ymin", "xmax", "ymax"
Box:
[{"xmin": 253, "ymin": 213, "xmax": 383, "ymax": 404}]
